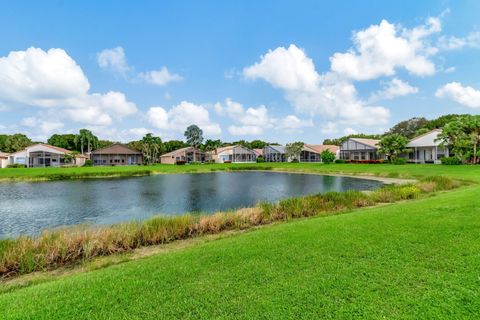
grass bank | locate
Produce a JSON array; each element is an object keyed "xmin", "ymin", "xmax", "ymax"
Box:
[
  {"xmin": 1, "ymin": 179, "xmax": 479, "ymax": 319},
  {"xmin": 1, "ymin": 162, "xmax": 479, "ymax": 182},
  {"xmin": 0, "ymin": 176, "xmax": 461, "ymax": 279}
]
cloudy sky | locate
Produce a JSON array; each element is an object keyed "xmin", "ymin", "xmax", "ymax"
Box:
[{"xmin": 0, "ymin": 1, "xmax": 479, "ymax": 143}]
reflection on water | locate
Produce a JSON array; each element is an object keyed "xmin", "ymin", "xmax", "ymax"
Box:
[{"xmin": 0, "ymin": 171, "xmax": 382, "ymax": 238}]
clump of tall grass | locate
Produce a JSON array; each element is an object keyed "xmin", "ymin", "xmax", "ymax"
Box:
[{"xmin": 0, "ymin": 176, "xmax": 464, "ymax": 279}]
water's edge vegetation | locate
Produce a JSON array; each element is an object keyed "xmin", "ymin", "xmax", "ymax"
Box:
[{"xmin": 0, "ymin": 175, "xmax": 463, "ymax": 279}]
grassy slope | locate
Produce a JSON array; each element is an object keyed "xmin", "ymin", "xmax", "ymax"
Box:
[
  {"xmin": 1, "ymin": 164, "xmax": 479, "ymax": 319},
  {"xmin": 1, "ymin": 186, "xmax": 479, "ymax": 319}
]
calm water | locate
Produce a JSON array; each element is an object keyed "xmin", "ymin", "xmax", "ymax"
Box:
[{"xmin": 0, "ymin": 172, "xmax": 383, "ymax": 238}]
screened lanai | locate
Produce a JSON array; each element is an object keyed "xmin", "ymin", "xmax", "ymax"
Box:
[{"xmin": 263, "ymin": 145, "xmax": 287, "ymax": 162}]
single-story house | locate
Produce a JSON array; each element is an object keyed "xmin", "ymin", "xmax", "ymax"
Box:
[
  {"xmin": 91, "ymin": 143, "xmax": 143, "ymax": 166},
  {"xmin": 339, "ymin": 138, "xmax": 382, "ymax": 161},
  {"xmin": 0, "ymin": 152, "xmax": 9, "ymax": 168},
  {"xmin": 300, "ymin": 145, "xmax": 322, "ymax": 162},
  {"xmin": 263, "ymin": 144, "xmax": 339, "ymax": 162},
  {"xmin": 263, "ymin": 145, "xmax": 287, "ymax": 162},
  {"xmin": 406, "ymin": 129, "xmax": 448, "ymax": 164},
  {"xmin": 7, "ymin": 144, "xmax": 84, "ymax": 167},
  {"xmin": 303, "ymin": 145, "xmax": 339, "ymax": 161},
  {"xmin": 212, "ymin": 145, "xmax": 257, "ymax": 163},
  {"xmin": 160, "ymin": 147, "xmax": 205, "ymax": 164},
  {"xmin": 253, "ymin": 149, "xmax": 264, "ymax": 158}
]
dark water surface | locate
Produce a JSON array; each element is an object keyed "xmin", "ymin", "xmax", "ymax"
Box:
[{"xmin": 0, "ymin": 172, "xmax": 383, "ymax": 238}]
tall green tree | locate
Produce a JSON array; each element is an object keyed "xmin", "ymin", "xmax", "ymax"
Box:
[
  {"xmin": 74, "ymin": 129, "xmax": 99, "ymax": 154},
  {"xmin": 139, "ymin": 133, "xmax": 163, "ymax": 165},
  {"xmin": 285, "ymin": 141, "xmax": 304, "ymax": 162},
  {"xmin": 378, "ymin": 134, "xmax": 409, "ymax": 162},
  {"xmin": 387, "ymin": 117, "xmax": 429, "ymax": 139},
  {"xmin": 47, "ymin": 134, "xmax": 78, "ymax": 151},
  {"xmin": 164, "ymin": 140, "xmax": 189, "ymax": 153},
  {"xmin": 2, "ymin": 134, "xmax": 33, "ymax": 153},
  {"xmin": 438, "ymin": 115, "xmax": 480, "ymax": 164},
  {"xmin": 184, "ymin": 125, "xmax": 203, "ymax": 162}
]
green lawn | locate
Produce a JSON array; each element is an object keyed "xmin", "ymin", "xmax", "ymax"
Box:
[{"xmin": 1, "ymin": 164, "xmax": 479, "ymax": 319}]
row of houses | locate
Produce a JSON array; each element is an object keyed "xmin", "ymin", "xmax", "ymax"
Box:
[
  {"xmin": 0, "ymin": 143, "xmax": 143, "ymax": 168},
  {"xmin": 339, "ymin": 129, "xmax": 447, "ymax": 164},
  {"xmin": 0, "ymin": 129, "xmax": 446, "ymax": 168},
  {"xmin": 0, "ymin": 142, "xmax": 339, "ymax": 168},
  {"xmin": 159, "ymin": 144, "xmax": 340, "ymax": 164}
]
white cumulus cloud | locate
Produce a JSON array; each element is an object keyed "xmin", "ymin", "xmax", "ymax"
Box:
[
  {"xmin": 139, "ymin": 67, "xmax": 183, "ymax": 86},
  {"xmin": 243, "ymin": 45, "xmax": 390, "ymax": 126},
  {"xmin": 147, "ymin": 101, "xmax": 221, "ymax": 136},
  {"xmin": 0, "ymin": 47, "xmax": 137, "ymax": 127},
  {"xmin": 97, "ymin": 47, "xmax": 183, "ymax": 86},
  {"xmin": 330, "ymin": 17, "xmax": 440, "ymax": 80},
  {"xmin": 97, "ymin": 46, "xmax": 130, "ymax": 75},
  {"xmin": 216, "ymin": 98, "xmax": 312, "ymax": 136},
  {"xmin": 244, "ymin": 44, "xmax": 320, "ymax": 91},
  {"xmin": 369, "ymin": 78, "xmax": 418, "ymax": 102},
  {"xmin": 438, "ymin": 31, "xmax": 480, "ymax": 50},
  {"xmin": 436, "ymin": 82, "xmax": 480, "ymax": 108}
]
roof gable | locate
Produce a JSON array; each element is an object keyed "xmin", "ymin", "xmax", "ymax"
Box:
[
  {"xmin": 407, "ymin": 129, "xmax": 443, "ymax": 147},
  {"xmin": 91, "ymin": 143, "xmax": 142, "ymax": 155}
]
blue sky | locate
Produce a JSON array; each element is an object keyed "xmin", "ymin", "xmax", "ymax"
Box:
[{"xmin": 0, "ymin": 1, "xmax": 479, "ymax": 143}]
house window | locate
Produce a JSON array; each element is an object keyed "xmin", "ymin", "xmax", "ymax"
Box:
[
  {"xmin": 353, "ymin": 152, "xmax": 360, "ymax": 160},
  {"xmin": 361, "ymin": 152, "xmax": 366, "ymax": 160}
]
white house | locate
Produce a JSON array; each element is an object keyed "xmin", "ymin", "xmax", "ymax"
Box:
[
  {"xmin": 212, "ymin": 145, "xmax": 257, "ymax": 163},
  {"xmin": 7, "ymin": 144, "xmax": 84, "ymax": 168},
  {"xmin": 406, "ymin": 129, "xmax": 448, "ymax": 164},
  {"xmin": 0, "ymin": 152, "xmax": 9, "ymax": 168}
]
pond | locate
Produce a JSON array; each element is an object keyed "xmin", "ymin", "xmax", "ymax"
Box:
[{"xmin": 0, "ymin": 171, "xmax": 383, "ymax": 238}]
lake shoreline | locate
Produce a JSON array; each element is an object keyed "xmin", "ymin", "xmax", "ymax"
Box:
[{"xmin": 0, "ymin": 175, "xmax": 461, "ymax": 280}]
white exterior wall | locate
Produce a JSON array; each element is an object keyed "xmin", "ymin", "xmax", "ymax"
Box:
[
  {"xmin": 0, "ymin": 157, "xmax": 8, "ymax": 168},
  {"xmin": 407, "ymin": 130, "xmax": 446, "ymax": 164}
]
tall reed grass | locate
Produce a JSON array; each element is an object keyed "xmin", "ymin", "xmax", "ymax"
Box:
[{"xmin": 0, "ymin": 176, "xmax": 463, "ymax": 279}]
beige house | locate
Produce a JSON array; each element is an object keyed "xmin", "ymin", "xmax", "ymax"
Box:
[
  {"xmin": 7, "ymin": 144, "xmax": 85, "ymax": 167},
  {"xmin": 301, "ymin": 144, "xmax": 339, "ymax": 162},
  {"xmin": 91, "ymin": 144, "xmax": 143, "ymax": 166},
  {"xmin": 0, "ymin": 152, "xmax": 9, "ymax": 168},
  {"xmin": 211, "ymin": 145, "xmax": 257, "ymax": 163},
  {"xmin": 160, "ymin": 147, "xmax": 205, "ymax": 164}
]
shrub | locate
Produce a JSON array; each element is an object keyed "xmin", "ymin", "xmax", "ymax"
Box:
[
  {"xmin": 335, "ymin": 159, "xmax": 346, "ymax": 164},
  {"xmin": 392, "ymin": 157, "xmax": 407, "ymax": 165},
  {"xmin": 256, "ymin": 156, "xmax": 265, "ymax": 163},
  {"xmin": 176, "ymin": 160, "xmax": 186, "ymax": 165},
  {"xmin": 6, "ymin": 164, "xmax": 26, "ymax": 168},
  {"xmin": 321, "ymin": 150, "xmax": 336, "ymax": 164},
  {"xmin": 291, "ymin": 159, "xmax": 299, "ymax": 163},
  {"xmin": 441, "ymin": 156, "xmax": 462, "ymax": 165},
  {"xmin": 83, "ymin": 160, "xmax": 93, "ymax": 167}
]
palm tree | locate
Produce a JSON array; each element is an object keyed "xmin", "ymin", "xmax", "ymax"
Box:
[
  {"xmin": 203, "ymin": 139, "xmax": 222, "ymax": 162},
  {"xmin": 75, "ymin": 129, "xmax": 99, "ymax": 154}
]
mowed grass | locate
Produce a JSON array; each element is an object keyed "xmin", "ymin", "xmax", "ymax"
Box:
[{"xmin": 1, "ymin": 185, "xmax": 479, "ymax": 319}]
